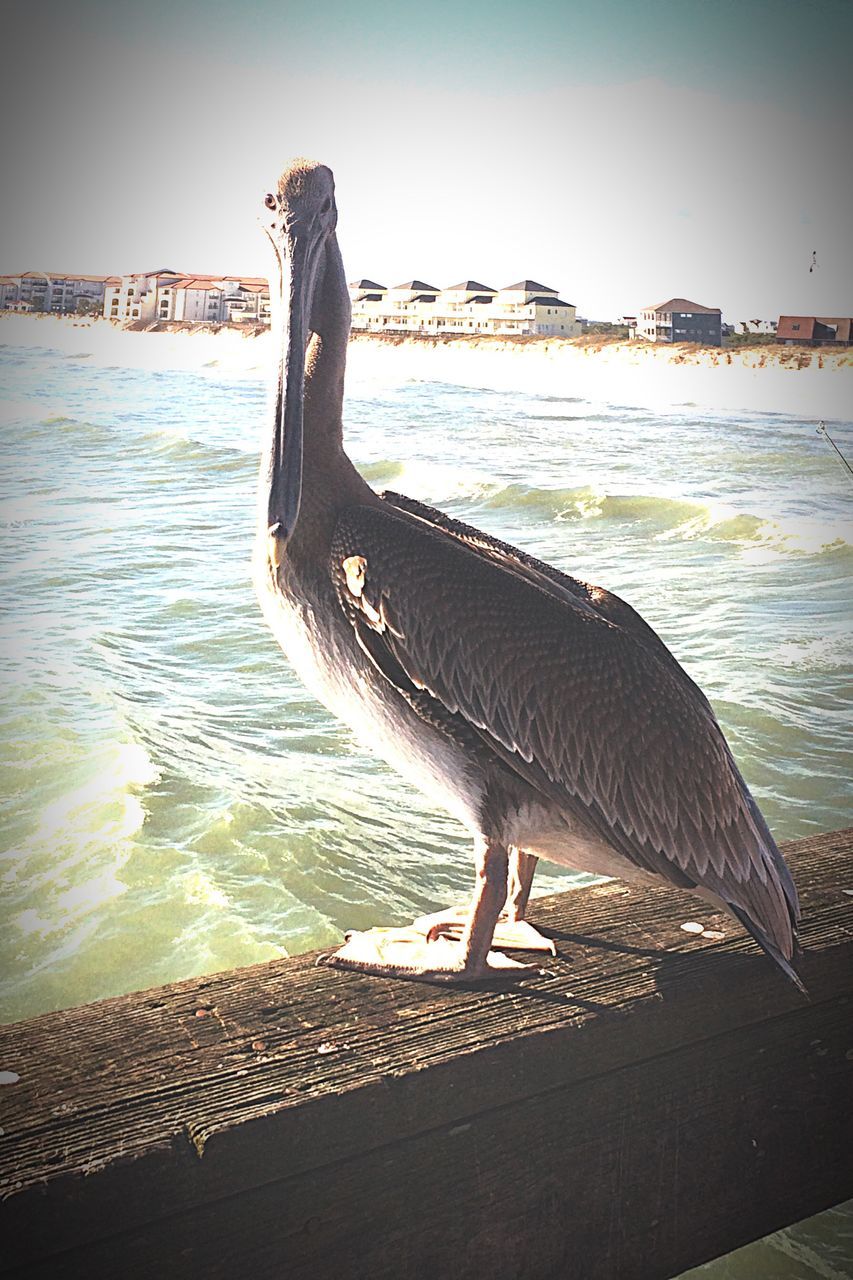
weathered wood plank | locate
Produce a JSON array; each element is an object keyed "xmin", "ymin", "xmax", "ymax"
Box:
[{"xmin": 1, "ymin": 828, "xmax": 852, "ymax": 1279}]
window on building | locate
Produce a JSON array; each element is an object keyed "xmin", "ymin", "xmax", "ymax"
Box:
[
  {"xmin": 127, "ymin": 288, "xmax": 135, "ymax": 297},
  {"xmin": 792, "ymin": 323, "xmax": 800, "ymax": 331}
]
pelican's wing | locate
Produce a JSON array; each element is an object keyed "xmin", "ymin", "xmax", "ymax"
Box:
[
  {"xmin": 380, "ymin": 490, "xmax": 800, "ymax": 944},
  {"xmin": 331, "ymin": 501, "xmax": 799, "ymax": 970},
  {"xmin": 381, "ymin": 489, "xmax": 711, "ymax": 696}
]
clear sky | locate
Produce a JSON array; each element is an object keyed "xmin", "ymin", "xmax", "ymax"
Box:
[{"xmin": 2, "ymin": 0, "xmax": 851, "ymax": 319}]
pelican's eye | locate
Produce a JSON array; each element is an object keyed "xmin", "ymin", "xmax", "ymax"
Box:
[{"xmin": 264, "ymin": 193, "xmax": 277, "ymax": 211}]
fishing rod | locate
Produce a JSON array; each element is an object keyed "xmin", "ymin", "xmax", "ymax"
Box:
[{"xmin": 816, "ymin": 421, "xmax": 853, "ymax": 481}]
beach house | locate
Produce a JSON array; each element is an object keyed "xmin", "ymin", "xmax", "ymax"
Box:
[
  {"xmin": 776, "ymin": 316, "xmax": 853, "ymax": 346},
  {"xmin": 637, "ymin": 298, "xmax": 722, "ymax": 346},
  {"xmin": 489, "ymin": 281, "xmax": 577, "ymax": 336}
]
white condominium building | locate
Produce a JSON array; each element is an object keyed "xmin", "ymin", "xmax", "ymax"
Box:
[
  {"xmin": 103, "ymin": 271, "xmax": 271, "ymax": 324},
  {"xmin": 104, "ymin": 270, "xmax": 184, "ymax": 323},
  {"xmin": 349, "ymin": 278, "xmax": 579, "ymax": 337}
]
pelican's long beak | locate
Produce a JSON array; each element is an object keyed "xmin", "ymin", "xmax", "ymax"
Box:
[{"xmin": 267, "ymin": 222, "xmax": 321, "ymax": 544}]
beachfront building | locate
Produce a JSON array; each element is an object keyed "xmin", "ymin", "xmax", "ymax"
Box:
[
  {"xmin": 637, "ymin": 298, "xmax": 722, "ymax": 346},
  {"xmin": 0, "ymin": 272, "xmax": 115, "ymax": 314},
  {"xmin": 776, "ymin": 316, "xmax": 853, "ymax": 346},
  {"xmin": 0, "ymin": 276, "xmax": 21, "ymax": 309},
  {"xmin": 383, "ymin": 280, "xmax": 442, "ymax": 332},
  {"xmin": 57, "ymin": 275, "xmax": 116, "ymax": 313},
  {"xmin": 104, "ymin": 269, "xmax": 183, "ymax": 324},
  {"xmin": 220, "ymin": 278, "xmax": 271, "ymax": 323},
  {"xmin": 427, "ymin": 280, "xmax": 498, "ymax": 333},
  {"xmin": 167, "ymin": 277, "xmax": 230, "ymax": 323},
  {"xmin": 157, "ymin": 276, "xmax": 219, "ymax": 323},
  {"xmin": 101, "ymin": 271, "xmax": 272, "ymax": 325},
  {"xmin": 17, "ymin": 273, "xmax": 56, "ymax": 311},
  {"xmin": 489, "ymin": 281, "xmax": 578, "ymax": 336},
  {"xmin": 348, "ymin": 278, "xmax": 579, "ymax": 337},
  {"xmin": 155, "ymin": 275, "xmax": 271, "ymax": 324}
]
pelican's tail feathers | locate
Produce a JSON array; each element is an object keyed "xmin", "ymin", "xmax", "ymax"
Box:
[
  {"xmin": 729, "ymin": 760, "xmax": 802, "ymax": 926},
  {"xmin": 727, "ymin": 901, "xmax": 806, "ymax": 995},
  {"xmin": 743, "ymin": 791, "xmax": 801, "ymax": 923}
]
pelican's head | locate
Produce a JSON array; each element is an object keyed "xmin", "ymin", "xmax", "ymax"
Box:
[{"xmin": 261, "ymin": 159, "xmax": 338, "ymax": 546}]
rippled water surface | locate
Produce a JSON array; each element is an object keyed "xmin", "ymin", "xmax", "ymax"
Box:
[{"xmin": 1, "ymin": 331, "xmax": 851, "ymax": 1276}]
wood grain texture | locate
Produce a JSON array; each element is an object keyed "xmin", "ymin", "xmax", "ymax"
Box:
[{"xmin": 1, "ymin": 829, "xmax": 851, "ymax": 1280}]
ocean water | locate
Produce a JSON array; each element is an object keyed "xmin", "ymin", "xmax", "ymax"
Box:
[{"xmin": 0, "ymin": 327, "xmax": 851, "ymax": 1275}]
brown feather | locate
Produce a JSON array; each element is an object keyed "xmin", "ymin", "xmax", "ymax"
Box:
[{"xmin": 331, "ymin": 498, "xmax": 798, "ymax": 959}]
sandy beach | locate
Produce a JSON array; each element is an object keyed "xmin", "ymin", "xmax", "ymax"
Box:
[{"xmin": 2, "ymin": 311, "xmax": 851, "ymax": 420}]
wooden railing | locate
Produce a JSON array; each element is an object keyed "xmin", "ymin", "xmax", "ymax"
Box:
[{"xmin": 2, "ymin": 828, "xmax": 851, "ymax": 1279}]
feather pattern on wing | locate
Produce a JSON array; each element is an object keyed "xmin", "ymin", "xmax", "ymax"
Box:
[{"xmin": 330, "ymin": 500, "xmax": 799, "ymax": 961}]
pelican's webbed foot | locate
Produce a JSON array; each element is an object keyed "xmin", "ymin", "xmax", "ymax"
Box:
[
  {"xmin": 325, "ymin": 925, "xmax": 541, "ymax": 983},
  {"xmin": 326, "ymin": 839, "xmax": 553, "ymax": 983},
  {"xmin": 412, "ymin": 906, "xmax": 558, "ymax": 956}
]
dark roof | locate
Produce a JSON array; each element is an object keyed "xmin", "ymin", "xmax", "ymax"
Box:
[
  {"xmin": 503, "ymin": 280, "xmax": 557, "ymax": 293},
  {"xmin": 412, "ymin": 293, "xmax": 438, "ymax": 303},
  {"xmin": 122, "ymin": 268, "xmax": 181, "ymax": 279},
  {"xmin": 646, "ymin": 297, "xmax": 721, "ymax": 315},
  {"xmin": 529, "ymin": 296, "xmax": 572, "ymax": 308},
  {"xmin": 349, "ymin": 278, "xmax": 385, "ymax": 290},
  {"xmin": 392, "ymin": 279, "xmax": 439, "ymax": 292},
  {"xmin": 446, "ymin": 280, "xmax": 496, "ymax": 293}
]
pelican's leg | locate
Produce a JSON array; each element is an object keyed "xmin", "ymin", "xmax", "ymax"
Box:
[
  {"xmin": 414, "ymin": 847, "xmax": 557, "ymax": 955},
  {"xmin": 507, "ymin": 847, "xmax": 538, "ymax": 920},
  {"xmin": 495, "ymin": 850, "xmax": 557, "ymax": 954},
  {"xmin": 327, "ymin": 837, "xmax": 541, "ymax": 982}
]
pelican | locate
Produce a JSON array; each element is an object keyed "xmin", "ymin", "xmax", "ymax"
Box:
[{"xmin": 254, "ymin": 158, "xmax": 802, "ymax": 987}]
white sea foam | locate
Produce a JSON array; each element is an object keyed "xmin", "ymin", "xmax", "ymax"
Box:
[
  {"xmin": 3, "ymin": 739, "xmax": 159, "ymax": 941},
  {"xmin": 655, "ymin": 503, "xmax": 850, "ymax": 557}
]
